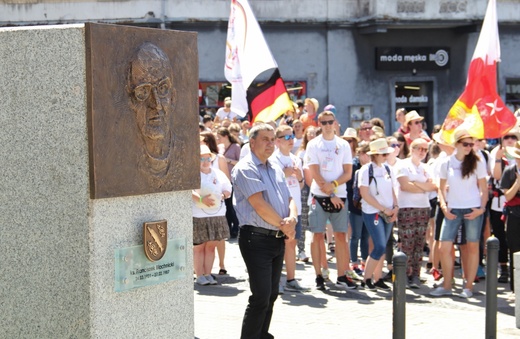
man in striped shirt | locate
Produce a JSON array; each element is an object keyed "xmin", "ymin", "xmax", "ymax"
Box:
[{"xmin": 232, "ymin": 123, "xmax": 298, "ymax": 339}]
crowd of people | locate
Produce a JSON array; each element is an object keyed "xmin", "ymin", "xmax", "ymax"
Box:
[{"xmin": 194, "ymin": 96, "xmax": 520, "ymax": 338}]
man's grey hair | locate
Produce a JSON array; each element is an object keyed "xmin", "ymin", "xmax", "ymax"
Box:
[{"xmin": 249, "ymin": 123, "xmax": 275, "ymax": 140}]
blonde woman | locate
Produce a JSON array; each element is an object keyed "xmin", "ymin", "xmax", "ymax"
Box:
[{"xmin": 396, "ymin": 138, "xmax": 437, "ymax": 288}]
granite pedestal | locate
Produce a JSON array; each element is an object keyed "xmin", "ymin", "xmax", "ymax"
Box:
[{"xmin": 0, "ymin": 24, "xmax": 196, "ymax": 338}]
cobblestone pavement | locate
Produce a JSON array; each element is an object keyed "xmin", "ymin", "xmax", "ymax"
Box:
[{"xmin": 194, "ymin": 233, "xmax": 519, "ymax": 339}]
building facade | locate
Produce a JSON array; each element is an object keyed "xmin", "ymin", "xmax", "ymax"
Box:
[{"xmin": 2, "ymin": 0, "xmax": 520, "ymax": 133}]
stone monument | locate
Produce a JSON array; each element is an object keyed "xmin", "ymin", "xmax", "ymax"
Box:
[{"xmin": 0, "ymin": 23, "xmax": 199, "ymax": 338}]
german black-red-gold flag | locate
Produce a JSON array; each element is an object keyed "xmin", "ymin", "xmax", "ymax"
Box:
[{"xmin": 246, "ymin": 69, "xmax": 293, "ymax": 123}]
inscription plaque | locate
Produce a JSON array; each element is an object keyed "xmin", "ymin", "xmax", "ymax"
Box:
[{"xmin": 115, "ymin": 238, "xmax": 187, "ymax": 292}]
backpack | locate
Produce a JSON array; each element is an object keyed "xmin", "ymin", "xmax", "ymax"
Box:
[{"xmin": 352, "ymin": 163, "xmax": 391, "ymax": 208}]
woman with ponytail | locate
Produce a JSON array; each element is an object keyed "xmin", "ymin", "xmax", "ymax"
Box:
[{"xmin": 430, "ymin": 129, "xmax": 488, "ymax": 299}]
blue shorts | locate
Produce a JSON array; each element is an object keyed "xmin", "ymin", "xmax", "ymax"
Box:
[
  {"xmin": 439, "ymin": 208, "xmax": 484, "ymax": 243},
  {"xmin": 308, "ymin": 200, "xmax": 348, "ymax": 233}
]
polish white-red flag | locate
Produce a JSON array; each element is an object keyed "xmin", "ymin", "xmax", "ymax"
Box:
[{"xmin": 439, "ymin": 0, "xmax": 516, "ymax": 143}]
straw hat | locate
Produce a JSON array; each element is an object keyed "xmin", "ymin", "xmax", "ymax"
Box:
[
  {"xmin": 372, "ymin": 126, "xmax": 385, "ymax": 138},
  {"xmin": 304, "ymin": 98, "xmax": 319, "ymax": 112},
  {"xmin": 505, "ymin": 141, "xmax": 520, "ymax": 159},
  {"xmin": 200, "ymin": 145, "xmax": 216, "ymax": 161},
  {"xmin": 452, "ymin": 129, "xmax": 474, "ymax": 146},
  {"xmin": 367, "ymin": 138, "xmax": 394, "ymax": 155},
  {"xmin": 342, "ymin": 127, "xmax": 358, "ymax": 140},
  {"xmin": 432, "ymin": 132, "xmax": 452, "ymax": 147},
  {"xmin": 405, "ymin": 110, "xmax": 424, "ymax": 126},
  {"xmin": 504, "ymin": 126, "xmax": 520, "ymax": 140}
]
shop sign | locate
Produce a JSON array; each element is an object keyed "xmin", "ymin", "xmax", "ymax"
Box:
[
  {"xmin": 395, "ymin": 95, "xmax": 429, "ymax": 104},
  {"xmin": 376, "ymin": 47, "xmax": 450, "ymax": 70}
]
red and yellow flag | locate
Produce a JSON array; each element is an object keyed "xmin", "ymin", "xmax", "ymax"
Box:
[{"xmin": 439, "ymin": 0, "xmax": 515, "ymax": 143}]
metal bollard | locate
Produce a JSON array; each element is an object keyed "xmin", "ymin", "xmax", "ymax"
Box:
[
  {"xmin": 486, "ymin": 237, "xmax": 500, "ymax": 339},
  {"xmin": 392, "ymin": 251, "xmax": 407, "ymax": 339}
]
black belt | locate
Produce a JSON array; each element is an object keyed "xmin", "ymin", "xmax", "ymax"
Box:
[{"xmin": 241, "ymin": 225, "xmax": 285, "ymax": 238}]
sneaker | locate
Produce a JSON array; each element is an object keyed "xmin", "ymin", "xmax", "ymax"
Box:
[
  {"xmin": 336, "ymin": 275, "xmax": 358, "ymax": 290},
  {"xmin": 498, "ymin": 271, "xmax": 509, "ymax": 283},
  {"xmin": 205, "ymin": 275, "xmax": 218, "ymax": 285},
  {"xmin": 433, "ymin": 278, "xmax": 455, "ymax": 289},
  {"xmin": 430, "ymin": 286, "xmax": 452, "ymax": 297},
  {"xmin": 408, "ymin": 276, "xmax": 420, "ymax": 289},
  {"xmin": 360, "ymin": 279, "xmax": 376, "ymax": 291},
  {"xmin": 297, "ymin": 251, "xmax": 309, "ymax": 262},
  {"xmin": 458, "ymin": 288, "xmax": 473, "ymax": 299},
  {"xmin": 278, "ymin": 281, "xmax": 285, "ymax": 295},
  {"xmin": 321, "ymin": 268, "xmax": 330, "ymax": 282},
  {"xmin": 195, "ymin": 276, "xmax": 210, "ymax": 286},
  {"xmin": 426, "ymin": 262, "xmax": 433, "ymax": 269},
  {"xmin": 477, "ymin": 265, "xmax": 486, "ymax": 279},
  {"xmin": 315, "ymin": 275, "xmax": 326, "ymax": 291},
  {"xmin": 285, "ymin": 279, "xmax": 307, "ymax": 292},
  {"xmin": 431, "ymin": 268, "xmax": 443, "ymax": 281},
  {"xmin": 383, "ymin": 269, "xmax": 393, "ymax": 282},
  {"xmin": 353, "ymin": 265, "xmax": 364, "ymax": 276},
  {"xmin": 346, "ymin": 270, "xmax": 363, "ymax": 281},
  {"xmin": 375, "ymin": 279, "xmax": 391, "ymax": 291}
]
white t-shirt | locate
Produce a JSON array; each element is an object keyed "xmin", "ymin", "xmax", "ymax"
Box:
[
  {"xmin": 192, "ymin": 168, "xmax": 232, "ymax": 218},
  {"xmin": 216, "ymin": 107, "xmax": 237, "ymax": 121},
  {"xmin": 439, "ymin": 154, "xmax": 487, "ymax": 209},
  {"xmin": 305, "ymin": 135, "xmax": 352, "ymax": 198},
  {"xmin": 359, "ymin": 162, "xmax": 395, "ymax": 214},
  {"xmin": 489, "ymin": 146, "xmax": 513, "ymax": 211},
  {"xmin": 291, "ymin": 137, "xmax": 303, "ymax": 154},
  {"xmin": 269, "ymin": 150, "xmax": 303, "ymax": 215},
  {"xmin": 239, "ymin": 143, "xmax": 250, "ymax": 159},
  {"xmin": 395, "ymin": 158, "xmax": 431, "ymax": 208}
]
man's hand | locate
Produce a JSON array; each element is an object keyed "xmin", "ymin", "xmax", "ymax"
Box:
[
  {"xmin": 330, "ymin": 196, "xmax": 344, "ymax": 209},
  {"xmin": 280, "ymin": 217, "xmax": 296, "ymax": 240},
  {"xmin": 320, "ymin": 182, "xmax": 336, "ymax": 195},
  {"xmin": 283, "ymin": 167, "xmax": 296, "ymax": 178}
]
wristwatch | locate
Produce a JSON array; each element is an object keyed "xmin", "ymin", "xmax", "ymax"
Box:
[{"xmin": 330, "ymin": 193, "xmax": 336, "ymax": 198}]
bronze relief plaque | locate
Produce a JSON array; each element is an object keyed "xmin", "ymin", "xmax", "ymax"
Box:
[
  {"xmin": 143, "ymin": 220, "xmax": 168, "ymax": 262},
  {"xmin": 86, "ymin": 23, "xmax": 200, "ymax": 198}
]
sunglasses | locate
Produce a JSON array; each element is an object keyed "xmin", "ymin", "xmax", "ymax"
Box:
[
  {"xmin": 413, "ymin": 147, "xmax": 429, "ymax": 152},
  {"xmin": 460, "ymin": 142, "xmax": 475, "ymax": 148},
  {"xmin": 413, "ymin": 120, "xmax": 422, "ymax": 125},
  {"xmin": 278, "ymin": 134, "xmax": 295, "ymax": 140},
  {"xmin": 200, "ymin": 157, "xmax": 212, "ymax": 162},
  {"xmin": 320, "ymin": 120, "xmax": 335, "ymax": 125},
  {"xmin": 360, "ymin": 127, "xmax": 372, "ymax": 131},
  {"xmin": 504, "ymin": 135, "xmax": 518, "ymax": 140},
  {"xmin": 379, "ymin": 153, "xmax": 389, "ymax": 157},
  {"xmin": 390, "ymin": 143, "xmax": 400, "ymax": 148}
]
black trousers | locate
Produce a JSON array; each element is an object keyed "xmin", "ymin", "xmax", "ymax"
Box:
[
  {"xmin": 490, "ymin": 209, "xmax": 509, "ymax": 264},
  {"xmin": 225, "ymin": 191, "xmax": 240, "ymax": 237},
  {"xmin": 239, "ymin": 227, "xmax": 285, "ymax": 339},
  {"xmin": 506, "ymin": 213, "xmax": 520, "ymax": 291}
]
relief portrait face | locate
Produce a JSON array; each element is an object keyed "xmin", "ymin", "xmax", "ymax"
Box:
[{"xmin": 127, "ymin": 43, "xmax": 176, "ymax": 172}]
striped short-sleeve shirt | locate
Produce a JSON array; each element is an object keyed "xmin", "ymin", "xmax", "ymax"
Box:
[{"xmin": 232, "ymin": 152, "xmax": 292, "ymax": 231}]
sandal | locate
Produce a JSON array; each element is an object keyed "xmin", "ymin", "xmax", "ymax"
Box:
[{"xmin": 219, "ymin": 269, "xmax": 228, "ymax": 275}]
